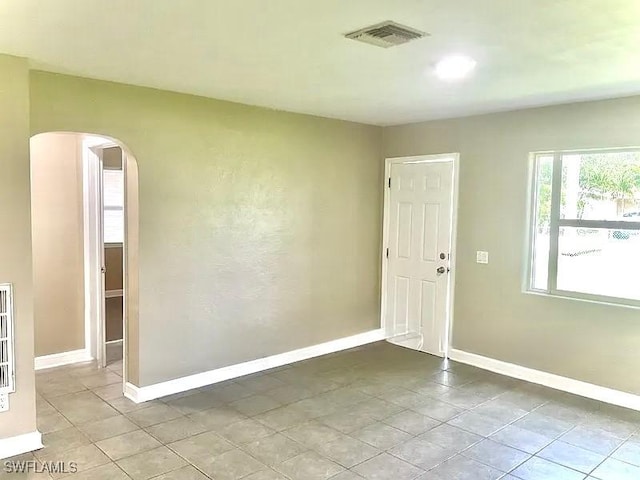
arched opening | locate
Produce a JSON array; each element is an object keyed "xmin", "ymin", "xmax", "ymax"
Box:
[{"xmin": 30, "ymin": 131, "xmax": 139, "ymax": 400}]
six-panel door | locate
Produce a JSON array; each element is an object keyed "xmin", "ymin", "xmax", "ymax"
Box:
[{"xmin": 385, "ymin": 160, "xmax": 454, "ymax": 356}]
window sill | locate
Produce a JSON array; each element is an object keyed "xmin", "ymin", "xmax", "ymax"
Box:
[{"xmin": 524, "ymin": 289, "xmax": 640, "ymax": 310}]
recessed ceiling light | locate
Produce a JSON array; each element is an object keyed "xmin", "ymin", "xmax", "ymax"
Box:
[{"xmin": 434, "ymin": 55, "xmax": 477, "ymax": 81}]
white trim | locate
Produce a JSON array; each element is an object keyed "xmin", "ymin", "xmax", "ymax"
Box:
[
  {"xmin": 82, "ymin": 138, "xmax": 103, "ymax": 364},
  {"xmin": 380, "ymin": 160, "xmax": 391, "ymax": 337},
  {"xmin": 105, "ymin": 339, "xmax": 123, "ymax": 346},
  {"xmin": 95, "ymin": 146, "xmax": 107, "ymax": 368},
  {"xmin": 523, "ymin": 153, "xmax": 538, "ymax": 293},
  {"xmin": 121, "ymin": 151, "xmax": 130, "ymax": 395},
  {"xmin": 0, "ymin": 431, "xmax": 43, "ymax": 459},
  {"xmin": 449, "ymin": 349, "xmax": 640, "ymax": 411},
  {"xmin": 558, "ymin": 219, "xmax": 640, "ymax": 230},
  {"xmin": 123, "ymin": 382, "xmax": 140, "ymax": 402},
  {"xmin": 547, "ymin": 152, "xmax": 563, "ymax": 293},
  {"xmin": 124, "ymin": 329, "xmax": 386, "ymax": 403},
  {"xmin": 535, "ymin": 146, "xmax": 640, "ymax": 157},
  {"xmin": 381, "ymin": 153, "xmax": 460, "ymax": 357},
  {"xmin": 105, "ymin": 289, "xmax": 124, "ymax": 299},
  {"xmin": 34, "ymin": 349, "xmax": 93, "ymax": 371},
  {"xmin": 445, "ymin": 155, "xmax": 460, "ymax": 358},
  {"xmin": 524, "ymin": 290, "xmax": 640, "ymax": 311}
]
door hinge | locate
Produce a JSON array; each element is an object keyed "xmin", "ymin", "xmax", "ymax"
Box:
[
  {"xmin": 386, "ymin": 247, "xmax": 389, "ymax": 259},
  {"xmin": 388, "ymin": 177, "xmax": 391, "ymax": 188}
]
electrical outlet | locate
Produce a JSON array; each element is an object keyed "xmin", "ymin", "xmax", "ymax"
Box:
[
  {"xmin": 476, "ymin": 251, "xmax": 489, "ymax": 264},
  {"xmin": 0, "ymin": 393, "xmax": 8, "ymax": 412}
]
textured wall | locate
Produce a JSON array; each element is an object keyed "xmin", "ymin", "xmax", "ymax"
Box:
[
  {"xmin": 31, "ymin": 132, "xmax": 85, "ymax": 357},
  {"xmin": 30, "ymin": 71, "xmax": 383, "ymax": 386},
  {"xmin": 0, "ymin": 55, "xmax": 37, "ymax": 440},
  {"xmin": 384, "ymin": 95, "xmax": 640, "ymax": 395}
]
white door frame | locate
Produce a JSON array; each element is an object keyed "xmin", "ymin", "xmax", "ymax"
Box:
[
  {"xmin": 380, "ymin": 153, "xmax": 460, "ymax": 357},
  {"xmin": 82, "ymin": 137, "xmax": 103, "ymax": 365},
  {"xmin": 82, "ymin": 137, "xmax": 119, "ymax": 368}
]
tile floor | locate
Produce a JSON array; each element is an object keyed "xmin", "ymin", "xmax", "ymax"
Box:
[{"xmin": 4, "ymin": 342, "xmax": 640, "ymax": 479}]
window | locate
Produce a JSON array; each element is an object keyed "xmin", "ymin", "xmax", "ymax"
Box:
[
  {"xmin": 103, "ymin": 168, "xmax": 124, "ymax": 243},
  {"xmin": 530, "ymin": 149, "xmax": 640, "ymax": 304}
]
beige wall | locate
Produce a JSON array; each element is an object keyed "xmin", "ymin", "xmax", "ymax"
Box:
[
  {"xmin": 383, "ymin": 95, "xmax": 640, "ymax": 395},
  {"xmin": 105, "ymin": 245, "xmax": 123, "ymax": 291},
  {"xmin": 124, "ymin": 154, "xmax": 140, "ymax": 385},
  {"xmin": 102, "ymin": 146, "xmax": 122, "ymax": 169},
  {"xmin": 30, "ymin": 71, "xmax": 383, "ymax": 386},
  {"xmin": 30, "ymin": 133, "xmax": 85, "ymax": 357},
  {"xmin": 0, "ymin": 55, "xmax": 37, "ymax": 439},
  {"xmin": 1, "ymin": 50, "xmax": 639, "ymax": 451},
  {"xmin": 106, "ymin": 297, "xmax": 123, "ymax": 342}
]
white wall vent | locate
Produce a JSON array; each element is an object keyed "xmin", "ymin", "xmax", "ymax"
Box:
[
  {"xmin": 0, "ymin": 284, "xmax": 15, "ymax": 394},
  {"xmin": 345, "ymin": 21, "xmax": 428, "ymax": 48}
]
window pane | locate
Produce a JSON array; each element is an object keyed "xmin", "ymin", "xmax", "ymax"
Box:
[
  {"xmin": 531, "ymin": 155, "xmax": 553, "ymax": 290},
  {"xmin": 104, "ymin": 208, "xmax": 124, "ymax": 243},
  {"xmin": 561, "ymin": 151, "xmax": 640, "ymax": 221},
  {"xmin": 103, "ymin": 169, "xmax": 124, "ymax": 208},
  {"xmin": 557, "ymin": 226, "xmax": 640, "ymax": 300},
  {"xmin": 103, "ymin": 168, "xmax": 124, "ymax": 243}
]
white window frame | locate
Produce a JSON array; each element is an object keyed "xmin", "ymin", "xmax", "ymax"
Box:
[
  {"xmin": 528, "ymin": 148, "xmax": 640, "ymax": 308},
  {"xmin": 103, "ymin": 166, "xmax": 124, "ymax": 245}
]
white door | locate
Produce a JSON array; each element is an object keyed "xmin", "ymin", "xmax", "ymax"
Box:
[
  {"xmin": 384, "ymin": 156, "xmax": 456, "ymax": 356},
  {"xmin": 84, "ymin": 139, "xmax": 118, "ymax": 369},
  {"xmin": 97, "ymin": 151, "xmax": 107, "ymax": 368}
]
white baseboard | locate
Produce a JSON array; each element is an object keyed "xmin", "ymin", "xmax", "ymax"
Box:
[
  {"xmin": 35, "ymin": 349, "xmax": 93, "ymax": 370},
  {"xmin": 449, "ymin": 349, "xmax": 640, "ymax": 412},
  {"xmin": 106, "ymin": 339, "xmax": 123, "ymax": 346},
  {"xmin": 125, "ymin": 328, "xmax": 386, "ymax": 403},
  {"xmin": 0, "ymin": 431, "xmax": 43, "ymax": 460}
]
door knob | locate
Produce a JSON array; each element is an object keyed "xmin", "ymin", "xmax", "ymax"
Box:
[{"xmin": 436, "ymin": 266, "xmax": 446, "ymax": 275}]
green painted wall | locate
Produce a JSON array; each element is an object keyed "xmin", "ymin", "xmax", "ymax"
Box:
[
  {"xmin": 0, "ymin": 55, "xmax": 36, "ymax": 439},
  {"xmin": 30, "ymin": 71, "xmax": 383, "ymax": 386}
]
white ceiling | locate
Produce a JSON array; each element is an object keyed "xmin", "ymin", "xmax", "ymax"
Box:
[{"xmin": 1, "ymin": 0, "xmax": 640, "ymax": 125}]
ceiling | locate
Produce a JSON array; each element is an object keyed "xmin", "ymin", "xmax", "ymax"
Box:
[{"xmin": 1, "ymin": 0, "xmax": 640, "ymax": 126}]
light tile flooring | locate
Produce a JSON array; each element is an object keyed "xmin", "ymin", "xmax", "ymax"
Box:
[{"xmin": 5, "ymin": 342, "xmax": 640, "ymax": 479}]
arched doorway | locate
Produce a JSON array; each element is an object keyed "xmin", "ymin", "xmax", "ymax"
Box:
[{"xmin": 30, "ymin": 132, "xmax": 138, "ymax": 396}]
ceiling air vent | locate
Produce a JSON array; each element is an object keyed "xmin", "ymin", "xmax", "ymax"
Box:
[{"xmin": 345, "ymin": 21, "xmax": 428, "ymax": 48}]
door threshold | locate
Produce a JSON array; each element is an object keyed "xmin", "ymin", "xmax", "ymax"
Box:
[{"xmin": 387, "ymin": 332, "xmax": 423, "ymax": 350}]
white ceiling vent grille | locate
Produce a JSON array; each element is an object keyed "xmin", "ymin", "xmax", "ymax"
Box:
[
  {"xmin": 345, "ymin": 21, "xmax": 428, "ymax": 48},
  {"xmin": 0, "ymin": 284, "xmax": 15, "ymax": 394}
]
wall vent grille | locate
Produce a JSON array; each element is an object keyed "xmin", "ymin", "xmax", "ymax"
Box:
[
  {"xmin": 0, "ymin": 284, "xmax": 15, "ymax": 394},
  {"xmin": 345, "ymin": 21, "xmax": 428, "ymax": 48}
]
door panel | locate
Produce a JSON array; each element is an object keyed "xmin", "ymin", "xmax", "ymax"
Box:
[
  {"xmin": 422, "ymin": 203, "xmax": 440, "ymax": 261},
  {"xmin": 420, "ymin": 279, "xmax": 437, "ymax": 340},
  {"xmin": 393, "ymin": 276, "xmax": 410, "ymax": 334},
  {"xmin": 397, "ymin": 203, "xmax": 413, "ymax": 258},
  {"xmin": 385, "ymin": 159, "xmax": 454, "ymax": 356}
]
